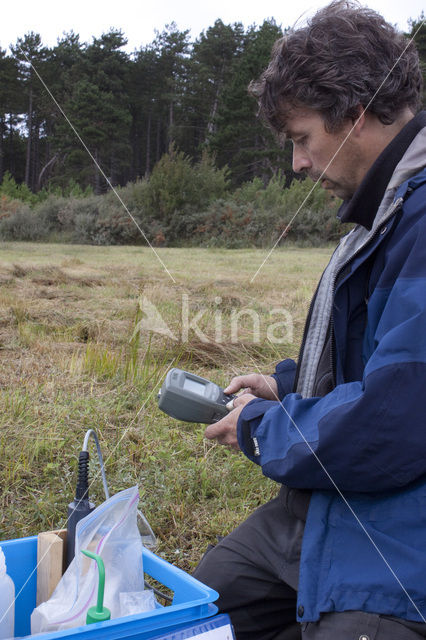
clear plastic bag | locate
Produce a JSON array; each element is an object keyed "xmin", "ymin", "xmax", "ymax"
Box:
[{"xmin": 31, "ymin": 486, "xmax": 148, "ymax": 633}]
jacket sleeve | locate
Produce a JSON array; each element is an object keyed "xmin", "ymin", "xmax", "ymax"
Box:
[
  {"xmin": 237, "ymin": 193, "xmax": 426, "ymax": 493},
  {"xmin": 271, "ymin": 358, "xmax": 297, "ymax": 400}
]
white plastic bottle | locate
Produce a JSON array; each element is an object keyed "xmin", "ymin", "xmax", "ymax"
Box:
[{"xmin": 0, "ymin": 546, "xmax": 15, "ymax": 639}]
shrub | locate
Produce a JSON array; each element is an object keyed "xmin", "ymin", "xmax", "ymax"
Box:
[
  {"xmin": 183, "ymin": 200, "xmax": 271, "ymax": 248},
  {"xmin": 0, "ymin": 173, "xmax": 94, "ymax": 207},
  {"xmin": 71, "ymin": 197, "xmax": 141, "ymax": 245},
  {"xmin": 0, "ymin": 172, "xmax": 38, "ymax": 205},
  {"xmin": 34, "ymin": 196, "xmax": 70, "ymax": 232},
  {"xmin": 0, "ymin": 194, "xmax": 23, "ymax": 217},
  {"xmin": 0, "ymin": 166, "xmax": 349, "ymax": 246},
  {"xmin": 113, "ymin": 179, "xmax": 150, "ymax": 215},
  {"xmin": 0, "ymin": 204, "xmax": 46, "ymax": 241},
  {"xmin": 228, "ymin": 175, "xmax": 347, "ymax": 246},
  {"xmin": 179, "ymin": 176, "xmax": 348, "ymax": 248},
  {"xmin": 233, "ymin": 174, "xmax": 330, "ymax": 212},
  {"xmin": 144, "ymin": 146, "xmax": 229, "ymax": 226}
]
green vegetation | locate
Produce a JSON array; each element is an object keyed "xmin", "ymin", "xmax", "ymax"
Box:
[
  {"xmin": 0, "ymin": 242, "xmax": 331, "ymax": 568},
  {"xmin": 0, "ymin": 150, "xmax": 349, "ymax": 246}
]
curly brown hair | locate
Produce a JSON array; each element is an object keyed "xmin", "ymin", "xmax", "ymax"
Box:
[{"xmin": 249, "ymin": 0, "xmax": 423, "ymax": 134}]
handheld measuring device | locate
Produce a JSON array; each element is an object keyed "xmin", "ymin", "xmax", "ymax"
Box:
[{"xmin": 157, "ymin": 368, "xmax": 236, "ymax": 424}]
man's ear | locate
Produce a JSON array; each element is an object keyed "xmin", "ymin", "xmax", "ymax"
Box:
[{"xmin": 351, "ymin": 105, "xmax": 367, "ymax": 137}]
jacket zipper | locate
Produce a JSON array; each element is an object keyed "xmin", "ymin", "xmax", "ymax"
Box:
[{"xmin": 328, "ymin": 197, "xmax": 403, "ymax": 389}]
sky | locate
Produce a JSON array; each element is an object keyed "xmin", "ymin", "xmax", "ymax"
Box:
[{"xmin": 1, "ymin": 0, "xmax": 424, "ymax": 53}]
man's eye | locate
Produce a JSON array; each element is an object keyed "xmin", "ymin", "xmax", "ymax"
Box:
[{"xmin": 294, "ymin": 136, "xmax": 307, "ymax": 147}]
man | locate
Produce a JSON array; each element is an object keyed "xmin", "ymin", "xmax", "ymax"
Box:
[{"xmin": 193, "ymin": 2, "xmax": 426, "ymax": 639}]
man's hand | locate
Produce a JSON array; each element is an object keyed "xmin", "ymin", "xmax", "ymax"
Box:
[
  {"xmin": 204, "ymin": 393, "xmax": 256, "ymax": 450},
  {"xmin": 224, "ymin": 373, "xmax": 278, "ymax": 400}
]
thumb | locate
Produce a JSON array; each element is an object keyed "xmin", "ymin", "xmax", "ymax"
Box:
[{"xmin": 224, "ymin": 375, "xmax": 247, "ymax": 394}]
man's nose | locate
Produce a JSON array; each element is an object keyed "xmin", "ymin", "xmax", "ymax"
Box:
[{"xmin": 292, "ymin": 146, "xmax": 312, "ymax": 174}]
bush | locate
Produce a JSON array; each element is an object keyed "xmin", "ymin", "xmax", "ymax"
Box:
[
  {"xmin": 176, "ymin": 200, "xmax": 275, "ymax": 248},
  {"xmin": 0, "ymin": 204, "xmax": 46, "ymax": 241},
  {"xmin": 0, "ymin": 163, "xmax": 350, "ymax": 246},
  {"xmin": 229, "ymin": 175, "xmax": 347, "ymax": 246},
  {"xmin": 233, "ymin": 174, "xmax": 330, "ymax": 213},
  {"xmin": 34, "ymin": 196, "xmax": 70, "ymax": 232},
  {"xmin": 180, "ymin": 177, "xmax": 349, "ymax": 248},
  {"xmin": 0, "ymin": 194, "xmax": 23, "ymax": 217},
  {"xmin": 0, "ymin": 194, "xmax": 75, "ymax": 241},
  {"xmin": 113, "ymin": 179, "xmax": 150, "ymax": 215},
  {"xmin": 0, "ymin": 172, "xmax": 38, "ymax": 205},
  {"xmin": 70, "ymin": 197, "xmax": 141, "ymax": 245},
  {"xmin": 144, "ymin": 146, "xmax": 229, "ymax": 226},
  {"xmin": 41, "ymin": 179, "xmax": 93, "ymax": 200},
  {"xmin": 0, "ymin": 173, "xmax": 94, "ymax": 208}
]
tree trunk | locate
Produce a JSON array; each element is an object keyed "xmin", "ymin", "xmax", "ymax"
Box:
[
  {"xmin": 110, "ymin": 153, "xmax": 116, "ymax": 186},
  {"xmin": 145, "ymin": 110, "xmax": 151, "ymax": 177},
  {"xmin": 168, "ymin": 101, "xmax": 174, "ymax": 146},
  {"xmin": 0, "ymin": 116, "xmax": 4, "ymax": 181},
  {"xmin": 25, "ymin": 86, "xmax": 33, "ymax": 188},
  {"xmin": 38, "ymin": 154, "xmax": 58, "ymax": 188},
  {"xmin": 156, "ymin": 119, "xmax": 161, "ymax": 162},
  {"xmin": 8, "ymin": 115, "xmax": 14, "ymax": 175},
  {"xmin": 205, "ymin": 66, "xmax": 224, "ymax": 144},
  {"xmin": 129, "ymin": 117, "xmax": 139, "ymax": 181},
  {"xmin": 31, "ymin": 121, "xmax": 39, "ymax": 191},
  {"xmin": 94, "ymin": 149, "xmax": 102, "ymax": 194},
  {"xmin": 206, "ymin": 93, "xmax": 219, "ymax": 139}
]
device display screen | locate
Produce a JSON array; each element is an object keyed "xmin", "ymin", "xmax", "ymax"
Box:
[{"xmin": 183, "ymin": 377, "xmax": 206, "ymax": 395}]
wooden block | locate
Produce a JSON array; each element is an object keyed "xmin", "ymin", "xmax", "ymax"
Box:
[{"xmin": 36, "ymin": 529, "xmax": 67, "ymax": 605}]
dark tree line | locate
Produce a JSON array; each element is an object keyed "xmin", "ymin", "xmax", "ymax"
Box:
[{"xmin": 0, "ymin": 17, "xmax": 424, "ymax": 195}]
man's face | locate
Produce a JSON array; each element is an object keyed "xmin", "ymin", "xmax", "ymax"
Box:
[{"xmin": 284, "ymin": 108, "xmax": 364, "ymax": 200}]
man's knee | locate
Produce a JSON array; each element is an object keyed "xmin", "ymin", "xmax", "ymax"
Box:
[{"xmin": 193, "ymin": 538, "xmax": 258, "ymax": 605}]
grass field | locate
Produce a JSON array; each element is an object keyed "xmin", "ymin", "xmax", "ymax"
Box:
[{"xmin": 0, "ymin": 241, "xmax": 332, "ymax": 570}]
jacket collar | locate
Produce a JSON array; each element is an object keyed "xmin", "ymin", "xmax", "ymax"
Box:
[{"xmin": 338, "ymin": 110, "xmax": 426, "ymax": 230}]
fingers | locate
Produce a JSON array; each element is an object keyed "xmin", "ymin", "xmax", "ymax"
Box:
[
  {"xmin": 224, "ymin": 374, "xmax": 259, "ymax": 395},
  {"xmin": 233, "ymin": 393, "xmax": 256, "ymax": 408},
  {"xmin": 205, "ymin": 392, "xmax": 257, "ymax": 449},
  {"xmin": 205, "ymin": 425, "xmax": 239, "ymax": 449},
  {"xmin": 223, "ymin": 376, "xmax": 245, "ymax": 394},
  {"xmin": 226, "ymin": 391, "xmax": 256, "ymax": 413},
  {"xmin": 205, "ymin": 421, "xmax": 234, "ymax": 444},
  {"xmin": 204, "ymin": 408, "xmax": 242, "ymax": 450},
  {"xmin": 224, "ymin": 373, "xmax": 277, "ymax": 400}
]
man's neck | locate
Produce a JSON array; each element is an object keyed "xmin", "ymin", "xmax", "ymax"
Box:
[
  {"xmin": 360, "ymin": 108, "xmax": 415, "ymax": 179},
  {"xmin": 338, "ymin": 110, "xmax": 426, "ymax": 229}
]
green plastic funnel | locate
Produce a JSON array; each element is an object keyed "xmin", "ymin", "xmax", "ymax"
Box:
[{"xmin": 81, "ymin": 549, "xmax": 111, "ymax": 624}]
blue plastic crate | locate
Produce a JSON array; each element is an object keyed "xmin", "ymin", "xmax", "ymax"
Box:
[
  {"xmin": 1, "ymin": 536, "xmax": 218, "ymax": 640},
  {"xmin": 146, "ymin": 614, "xmax": 235, "ymax": 639}
]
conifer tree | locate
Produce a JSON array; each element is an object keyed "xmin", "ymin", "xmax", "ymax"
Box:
[
  {"xmin": 10, "ymin": 33, "xmax": 49, "ymax": 190},
  {"xmin": 208, "ymin": 20, "xmax": 294, "ymax": 186}
]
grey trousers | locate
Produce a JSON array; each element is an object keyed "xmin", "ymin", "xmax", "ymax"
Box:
[{"xmin": 193, "ymin": 487, "xmax": 426, "ymax": 640}]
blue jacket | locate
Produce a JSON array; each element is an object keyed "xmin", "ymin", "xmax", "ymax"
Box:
[{"xmin": 237, "ymin": 163, "xmax": 426, "ymax": 622}]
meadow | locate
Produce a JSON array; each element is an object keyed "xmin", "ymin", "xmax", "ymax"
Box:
[{"xmin": 0, "ymin": 242, "xmax": 331, "ymax": 571}]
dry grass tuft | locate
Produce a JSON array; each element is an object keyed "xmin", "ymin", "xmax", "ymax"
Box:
[
  {"xmin": 30, "ymin": 265, "xmax": 70, "ymax": 285},
  {"xmin": 30, "ymin": 266, "xmax": 104, "ymax": 288},
  {"xmin": 177, "ymin": 338, "xmax": 281, "ymax": 370},
  {"xmin": 12, "ymin": 264, "xmax": 28, "ymax": 278}
]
